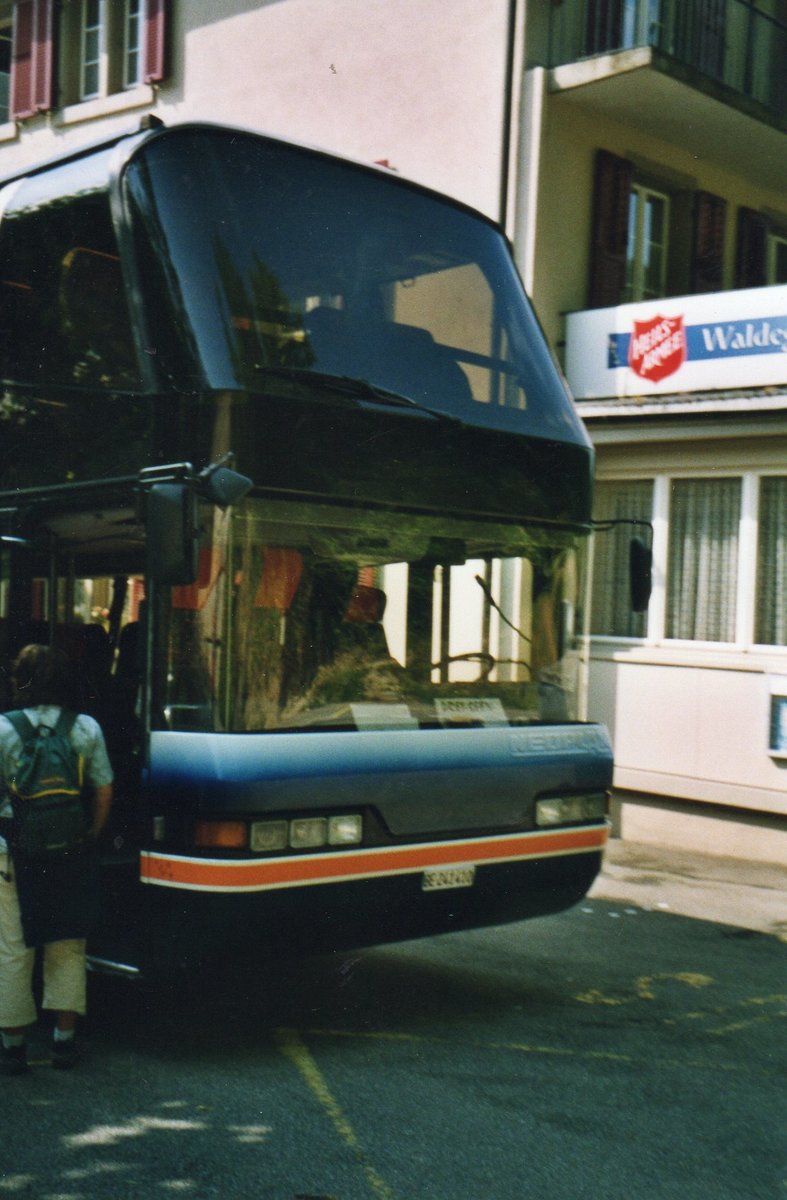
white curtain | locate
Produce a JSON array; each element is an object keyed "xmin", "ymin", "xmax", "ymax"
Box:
[
  {"xmin": 591, "ymin": 480, "xmax": 653, "ymax": 637},
  {"xmin": 756, "ymin": 477, "xmax": 787, "ymax": 646},
  {"xmin": 667, "ymin": 478, "xmax": 741, "ymax": 642}
]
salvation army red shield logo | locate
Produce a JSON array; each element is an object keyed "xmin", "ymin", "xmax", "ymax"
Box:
[{"xmin": 628, "ymin": 315, "xmax": 686, "ymax": 383}]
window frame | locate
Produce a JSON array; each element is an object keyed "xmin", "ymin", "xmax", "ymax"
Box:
[
  {"xmin": 590, "ymin": 470, "xmax": 787, "ymax": 651},
  {"xmin": 623, "ymin": 182, "xmax": 671, "ymax": 303},
  {"xmin": 123, "ymin": 0, "xmax": 144, "ymax": 90},
  {"xmin": 80, "ymin": 0, "xmax": 103, "ymax": 101},
  {"xmin": 754, "ymin": 474, "xmax": 787, "ymax": 648},
  {"xmin": 767, "ymin": 229, "xmax": 787, "ymax": 285},
  {"xmin": 56, "ymin": 0, "xmax": 165, "ymax": 115}
]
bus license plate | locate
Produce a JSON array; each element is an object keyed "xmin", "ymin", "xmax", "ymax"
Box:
[{"xmin": 422, "ymin": 865, "xmax": 476, "ymax": 892}]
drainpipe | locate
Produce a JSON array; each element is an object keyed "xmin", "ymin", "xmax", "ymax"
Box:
[
  {"xmin": 513, "ymin": 63, "xmax": 547, "ymax": 297},
  {"xmin": 501, "ymin": 0, "xmax": 547, "ymax": 300},
  {"xmin": 500, "ymin": 0, "xmax": 527, "ymax": 241}
]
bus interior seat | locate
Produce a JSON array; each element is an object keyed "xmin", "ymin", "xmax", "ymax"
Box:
[
  {"xmin": 340, "ymin": 583, "xmax": 392, "ymax": 660},
  {"xmin": 304, "ymin": 307, "xmax": 473, "ymax": 407}
]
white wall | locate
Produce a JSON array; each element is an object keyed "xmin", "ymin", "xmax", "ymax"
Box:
[
  {"xmin": 173, "ymin": 0, "xmax": 511, "ymax": 218},
  {"xmin": 0, "ymin": 0, "xmax": 512, "ymax": 220}
]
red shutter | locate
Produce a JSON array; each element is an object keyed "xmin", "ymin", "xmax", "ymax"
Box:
[
  {"xmin": 588, "ymin": 149, "xmax": 632, "ymax": 309},
  {"xmin": 32, "ymin": 0, "xmax": 53, "ymax": 111},
  {"xmin": 11, "ymin": 0, "xmax": 35, "ymax": 118},
  {"xmin": 735, "ymin": 207, "xmax": 768, "ymax": 289},
  {"xmin": 11, "ymin": 0, "xmax": 54, "ymax": 120},
  {"xmin": 144, "ymin": 0, "xmax": 168, "ymax": 84},
  {"xmin": 690, "ymin": 191, "xmax": 726, "ymax": 293}
]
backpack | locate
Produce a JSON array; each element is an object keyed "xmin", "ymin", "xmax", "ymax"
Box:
[{"xmin": 4, "ymin": 709, "xmax": 87, "ymax": 858}]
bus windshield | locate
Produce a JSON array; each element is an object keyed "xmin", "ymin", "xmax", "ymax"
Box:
[
  {"xmin": 161, "ymin": 497, "xmax": 584, "ymax": 733},
  {"xmin": 124, "ymin": 128, "xmax": 587, "ymax": 443}
]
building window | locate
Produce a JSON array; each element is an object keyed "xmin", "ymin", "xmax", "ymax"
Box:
[
  {"xmin": 591, "ymin": 472, "xmax": 787, "ymax": 648},
  {"xmin": 0, "ymin": 16, "xmax": 10, "ymax": 122},
  {"xmin": 589, "ymin": 150, "xmax": 727, "ymax": 308},
  {"xmin": 667, "ymin": 478, "xmax": 741, "ymax": 642},
  {"xmin": 78, "ymin": 0, "xmax": 141, "ymax": 100},
  {"xmin": 80, "ymin": 0, "xmax": 102, "ymax": 99},
  {"xmin": 756, "ymin": 477, "xmax": 787, "ymax": 646},
  {"xmin": 623, "ymin": 184, "xmax": 670, "ymax": 303},
  {"xmin": 591, "ymin": 479, "xmax": 653, "ymax": 638},
  {"xmin": 124, "ymin": 0, "xmax": 143, "ymax": 89},
  {"xmin": 735, "ymin": 207, "xmax": 787, "ymax": 288},
  {"xmin": 767, "ymin": 232, "xmax": 787, "ymax": 285},
  {"xmin": 57, "ymin": 0, "xmax": 164, "ymax": 108}
]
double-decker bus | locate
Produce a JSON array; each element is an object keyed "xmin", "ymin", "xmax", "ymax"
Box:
[{"xmin": 0, "ymin": 121, "xmax": 623, "ymax": 976}]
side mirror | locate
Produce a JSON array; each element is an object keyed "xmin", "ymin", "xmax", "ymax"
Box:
[
  {"xmin": 142, "ymin": 455, "xmax": 253, "ymax": 585},
  {"xmin": 629, "ymin": 536, "xmax": 652, "ymax": 613},
  {"xmin": 146, "ymin": 482, "xmax": 199, "ymax": 586},
  {"xmin": 198, "ymin": 460, "xmax": 252, "ymax": 509}
]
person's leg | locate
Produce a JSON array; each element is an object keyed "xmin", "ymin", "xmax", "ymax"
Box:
[
  {"xmin": 42, "ymin": 938, "xmax": 87, "ymax": 1068},
  {"xmin": 0, "ymin": 854, "xmax": 37, "ymax": 1074}
]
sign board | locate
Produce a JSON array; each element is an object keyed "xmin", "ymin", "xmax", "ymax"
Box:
[{"xmin": 566, "ymin": 284, "xmax": 787, "ymax": 399}]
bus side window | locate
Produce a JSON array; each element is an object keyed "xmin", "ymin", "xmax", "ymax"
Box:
[{"xmin": 59, "ymin": 247, "xmax": 140, "ymax": 389}]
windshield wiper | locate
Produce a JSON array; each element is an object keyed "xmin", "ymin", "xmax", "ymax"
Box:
[{"xmin": 253, "ymin": 366, "xmax": 464, "ymax": 426}]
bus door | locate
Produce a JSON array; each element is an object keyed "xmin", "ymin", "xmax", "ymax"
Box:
[{"xmin": 0, "ymin": 498, "xmax": 151, "ymax": 969}]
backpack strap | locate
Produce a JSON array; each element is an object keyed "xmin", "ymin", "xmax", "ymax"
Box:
[
  {"xmin": 53, "ymin": 708, "xmax": 85, "ymax": 791},
  {"xmin": 4, "ymin": 710, "xmax": 35, "ymax": 742},
  {"xmin": 53, "ymin": 709, "xmax": 79, "ymax": 738}
]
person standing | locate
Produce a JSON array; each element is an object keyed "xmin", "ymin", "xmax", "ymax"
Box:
[{"xmin": 0, "ymin": 644, "xmax": 113, "ymax": 1075}]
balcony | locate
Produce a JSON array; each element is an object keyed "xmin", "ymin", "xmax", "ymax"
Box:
[{"xmin": 548, "ymin": 0, "xmax": 787, "ymax": 125}]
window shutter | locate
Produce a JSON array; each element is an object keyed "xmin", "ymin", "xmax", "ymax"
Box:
[
  {"xmin": 588, "ymin": 149, "xmax": 632, "ymax": 309},
  {"xmin": 11, "ymin": 0, "xmax": 55, "ymax": 120},
  {"xmin": 144, "ymin": 0, "xmax": 168, "ymax": 84},
  {"xmin": 689, "ymin": 191, "xmax": 726, "ymax": 293},
  {"xmin": 735, "ymin": 207, "xmax": 768, "ymax": 289}
]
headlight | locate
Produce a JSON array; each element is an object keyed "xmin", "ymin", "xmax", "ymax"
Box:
[
  {"xmin": 290, "ymin": 817, "xmax": 328, "ymax": 848},
  {"xmin": 328, "ymin": 814, "xmax": 363, "ymax": 845},
  {"xmin": 250, "ymin": 819, "xmax": 289, "ymax": 852},
  {"xmin": 248, "ymin": 813, "xmax": 365, "ymax": 852},
  {"xmin": 535, "ymin": 794, "xmax": 608, "ymax": 827}
]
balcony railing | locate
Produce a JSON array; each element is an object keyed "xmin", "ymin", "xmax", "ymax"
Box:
[{"xmin": 549, "ymin": 0, "xmax": 787, "ymax": 120}]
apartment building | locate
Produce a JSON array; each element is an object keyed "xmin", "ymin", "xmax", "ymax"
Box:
[
  {"xmin": 524, "ymin": 1, "xmax": 787, "ymax": 862},
  {"xmin": 0, "ymin": 0, "xmax": 784, "ymax": 862}
]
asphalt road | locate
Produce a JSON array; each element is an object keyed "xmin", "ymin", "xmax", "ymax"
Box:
[{"xmin": 2, "ymin": 899, "xmax": 785, "ymax": 1200}]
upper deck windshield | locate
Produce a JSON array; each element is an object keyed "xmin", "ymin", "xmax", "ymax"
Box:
[
  {"xmin": 124, "ymin": 127, "xmax": 588, "ymax": 443},
  {"xmin": 161, "ymin": 497, "xmax": 585, "ymax": 733}
]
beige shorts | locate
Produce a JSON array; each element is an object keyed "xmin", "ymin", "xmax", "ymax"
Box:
[{"xmin": 0, "ymin": 852, "xmax": 87, "ymax": 1028}]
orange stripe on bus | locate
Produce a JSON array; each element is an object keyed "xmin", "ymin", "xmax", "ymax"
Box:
[{"xmin": 139, "ymin": 825, "xmax": 607, "ymax": 892}]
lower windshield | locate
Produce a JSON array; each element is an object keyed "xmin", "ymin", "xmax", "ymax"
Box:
[{"xmin": 161, "ymin": 498, "xmax": 586, "ymax": 732}]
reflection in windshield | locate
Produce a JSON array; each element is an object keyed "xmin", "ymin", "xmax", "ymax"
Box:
[
  {"xmin": 124, "ymin": 128, "xmax": 587, "ymax": 443},
  {"xmin": 161, "ymin": 499, "xmax": 584, "ymax": 733}
]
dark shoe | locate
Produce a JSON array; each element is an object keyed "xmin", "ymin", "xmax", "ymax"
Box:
[
  {"xmin": 51, "ymin": 1038, "xmax": 79, "ymax": 1070},
  {"xmin": 0, "ymin": 1043, "xmax": 29, "ymax": 1076}
]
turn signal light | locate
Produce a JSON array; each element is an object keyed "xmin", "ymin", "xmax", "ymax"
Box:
[{"xmin": 194, "ymin": 819, "xmax": 249, "ymax": 848}]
